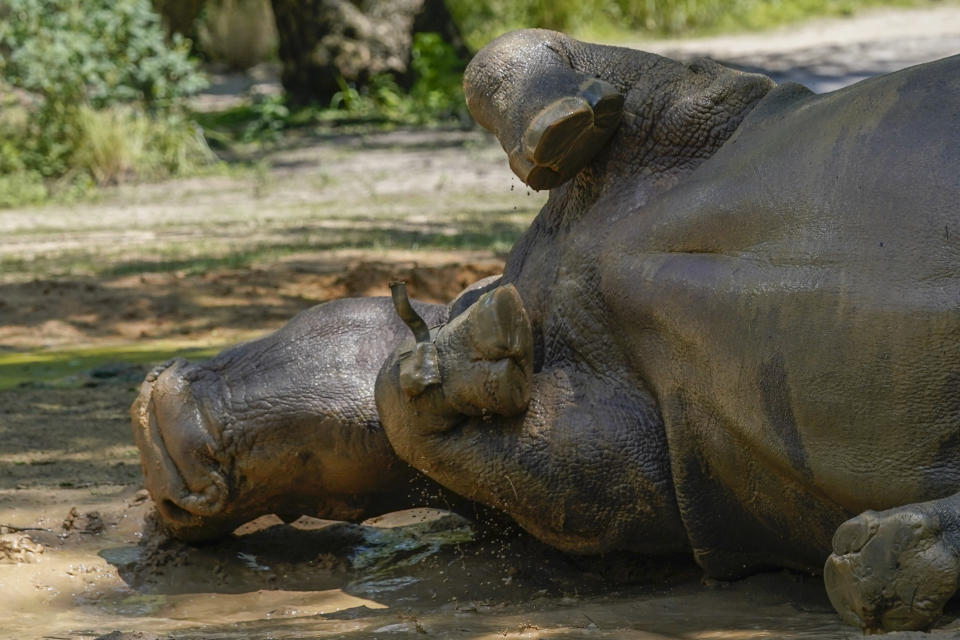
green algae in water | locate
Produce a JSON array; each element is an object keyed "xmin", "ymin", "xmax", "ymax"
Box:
[{"xmin": 0, "ymin": 342, "xmax": 229, "ymax": 391}]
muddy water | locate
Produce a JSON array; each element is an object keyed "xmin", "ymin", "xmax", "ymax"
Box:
[{"xmin": 4, "ymin": 493, "xmax": 957, "ymax": 640}]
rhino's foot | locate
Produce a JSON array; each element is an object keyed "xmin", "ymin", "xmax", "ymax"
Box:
[
  {"xmin": 398, "ymin": 284, "xmax": 533, "ymax": 419},
  {"xmin": 509, "ymin": 78, "xmax": 624, "ymax": 191},
  {"xmin": 824, "ymin": 505, "xmax": 960, "ymax": 632}
]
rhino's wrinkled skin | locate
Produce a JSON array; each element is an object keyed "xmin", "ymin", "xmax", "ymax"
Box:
[
  {"xmin": 133, "ymin": 29, "xmax": 960, "ymax": 633},
  {"xmin": 131, "ymin": 297, "xmax": 470, "ymax": 541}
]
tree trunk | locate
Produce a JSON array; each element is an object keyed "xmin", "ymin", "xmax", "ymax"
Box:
[
  {"xmin": 270, "ymin": 0, "xmax": 468, "ymax": 106},
  {"xmin": 153, "ymin": 0, "xmax": 206, "ymax": 39}
]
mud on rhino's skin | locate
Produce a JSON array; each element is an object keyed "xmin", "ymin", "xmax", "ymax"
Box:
[{"xmin": 133, "ymin": 29, "xmax": 960, "ymax": 634}]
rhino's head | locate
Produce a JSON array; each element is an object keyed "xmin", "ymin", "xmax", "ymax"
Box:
[
  {"xmin": 464, "ymin": 29, "xmax": 775, "ymax": 196},
  {"xmin": 131, "ymin": 298, "xmax": 449, "ymax": 540}
]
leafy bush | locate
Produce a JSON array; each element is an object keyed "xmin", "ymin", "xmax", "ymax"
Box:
[
  {"xmin": 0, "ymin": 0, "xmax": 206, "ymax": 110},
  {"xmin": 409, "ymin": 32, "xmax": 466, "ymax": 116},
  {"xmin": 0, "ymin": 0, "xmax": 209, "ymax": 194},
  {"xmin": 0, "ymin": 171, "xmax": 48, "ymax": 207}
]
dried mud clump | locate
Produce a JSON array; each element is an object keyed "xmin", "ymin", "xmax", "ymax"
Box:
[{"xmin": 0, "ymin": 533, "xmax": 44, "ymax": 564}]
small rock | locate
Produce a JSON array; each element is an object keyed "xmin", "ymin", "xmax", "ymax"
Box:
[{"xmin": 62, "ymin": 507, "xmax": 105, "ymax": 534}]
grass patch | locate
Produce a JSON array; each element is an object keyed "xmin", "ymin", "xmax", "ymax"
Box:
[{"xmin": 0, "ymin": 340, "xmax": 240, "ymax": 391}]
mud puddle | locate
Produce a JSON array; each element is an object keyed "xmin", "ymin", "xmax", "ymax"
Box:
[
  {"xmin": 0, "ymin": 497, "xmax": 872, "ymax": 640},
  {"xmin": 5, "ymin": 482, "xmax": 956, "ymax": 640}
]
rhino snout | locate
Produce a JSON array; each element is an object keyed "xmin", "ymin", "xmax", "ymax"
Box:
[{"xmin": 132, "ymin": 359, "xmax": 230, "ymax": 533}]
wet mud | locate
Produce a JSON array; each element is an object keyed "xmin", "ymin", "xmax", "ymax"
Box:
[{"xmin": 0, "ymin": 479, "xmax": 912, "ymax": 640}]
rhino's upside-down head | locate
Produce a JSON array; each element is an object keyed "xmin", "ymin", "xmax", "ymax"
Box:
[
  {"xmin": 464, "ymin": 29, "xmax": 775, "ymax": 194},
  {"xmin": 131, "ymin": 298, "xmax": 450, "ymax": 540}
]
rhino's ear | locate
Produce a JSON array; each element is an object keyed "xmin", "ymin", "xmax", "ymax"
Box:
[{"xmin": 464, "ymin": 29, "xmax": 624, "ymax": 190}]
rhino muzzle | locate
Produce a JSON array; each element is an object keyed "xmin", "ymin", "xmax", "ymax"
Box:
[{"xmin": 131, "ymin": 359, "xmax": 229, "ymax": 530}]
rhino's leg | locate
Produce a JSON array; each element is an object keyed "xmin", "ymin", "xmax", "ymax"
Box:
[
  {"xmin": 376, "ymin": 285, "xmax": 686, "ymax": 554},
  {"xmin": 132, "ymin": 297, "xmax": 457, "ymax": 541},
  {"xmin": 824, "ymin": 496, "xmax": 960, "ymax": 632},
  {"xmin": 464, "ymin": 30, "xmax": 624, "ymax": 190}
]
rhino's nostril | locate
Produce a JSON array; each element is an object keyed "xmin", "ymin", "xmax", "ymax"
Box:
[{"xmin": 159, "ymin": 498, "xmax": 197, "ymax": 524}]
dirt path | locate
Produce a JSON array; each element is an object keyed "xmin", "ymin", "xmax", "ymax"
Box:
[
  {"xmin": 637, "ymin": 4, "xmax": 960, "ymax": 92},
  {"xmin": 3, "ymin": 7, "xmax": 960, "ymax": 639}
]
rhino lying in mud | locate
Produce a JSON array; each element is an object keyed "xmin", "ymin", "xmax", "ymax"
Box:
[{"xmin": 132, "ymin": 29, "xmax": 960, "ymax": 633}]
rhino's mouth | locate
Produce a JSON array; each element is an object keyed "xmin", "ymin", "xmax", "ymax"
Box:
[{"xmin": 132, "ymin": 359, "xmax": 229, "ymax": 526}]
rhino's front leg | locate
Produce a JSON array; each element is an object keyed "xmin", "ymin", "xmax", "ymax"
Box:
[
  {"xmin": 376, "ymin": 285, "xmax": 687, "ymax": 554},
  {"xmin": 825, "ymin": 495, "xmax": 960, "ymax": 632},
  {"xmin": 132, "ymin": 297, "xmax": 457, "ymax": 541}
]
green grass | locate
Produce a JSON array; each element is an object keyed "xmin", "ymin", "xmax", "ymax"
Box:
[{"xmin": 0, "ymin": 341, "xmax": 234, "ymax": 391}]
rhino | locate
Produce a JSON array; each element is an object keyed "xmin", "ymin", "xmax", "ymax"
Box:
[{"xmin": 132, "ymin": 29, "xmax": 960, "ymax": 633}]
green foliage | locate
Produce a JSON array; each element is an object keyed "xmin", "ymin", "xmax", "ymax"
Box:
[
  {"xmin": 197, "ymin": 30, "xmax": 470, "ymax": 148},
  {"xmin": 241, "ymin": 94, "xmax": 290, "ymax": 142},
  {"xmin": 0, "ymin": 0, "xmax": 206, "ymax": 110},
  {"xmin": 408, "ymin": 32, "xmax": 467, "ymax": 116},
  {"xmin": 0, "ymin": 0, "xmax": 209, "ymax": 202},
  {"xmin": 329, "ymin": 32, "xmax": 468, "ymax": 124},
  {"xmin": 0, "ymin": 171, "xmax": 48, "ymax": 208}
]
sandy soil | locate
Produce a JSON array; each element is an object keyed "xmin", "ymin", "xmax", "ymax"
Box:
[{"xmin": 3, "ymin": 7, "xmax": 960, "ymax": 639}]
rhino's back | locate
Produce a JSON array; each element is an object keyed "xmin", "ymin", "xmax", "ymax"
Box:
[{"xmin": 600, "ymin": 55, "xmax": 960, "ymax": 574}]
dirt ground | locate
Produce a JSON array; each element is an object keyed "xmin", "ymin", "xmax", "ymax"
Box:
[{"xmin": 3, "ymin": 7, "xmax": 960, "ymax": 639}]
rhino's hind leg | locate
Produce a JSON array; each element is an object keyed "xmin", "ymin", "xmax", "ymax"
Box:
[{"xmin": 824, "ymin": 497, "xmax": 960, "ymax": 632}]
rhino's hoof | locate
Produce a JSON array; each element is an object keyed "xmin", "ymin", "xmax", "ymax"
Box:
[
  {"xmin": 510, "ymin": 78, "xmax": 624, "ymax": 190},
  {"xmin": 435, "ymin": 285, "xmax": 533, "ymax": 417},
  {"xmin": 824, "ymin": 506, "xmax": 960, "ymax": 633}
]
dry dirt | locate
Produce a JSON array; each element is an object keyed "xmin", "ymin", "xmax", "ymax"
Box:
[{"xmin": 3, "ymin": 8, "xmax": 960, "ymax": 639}]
